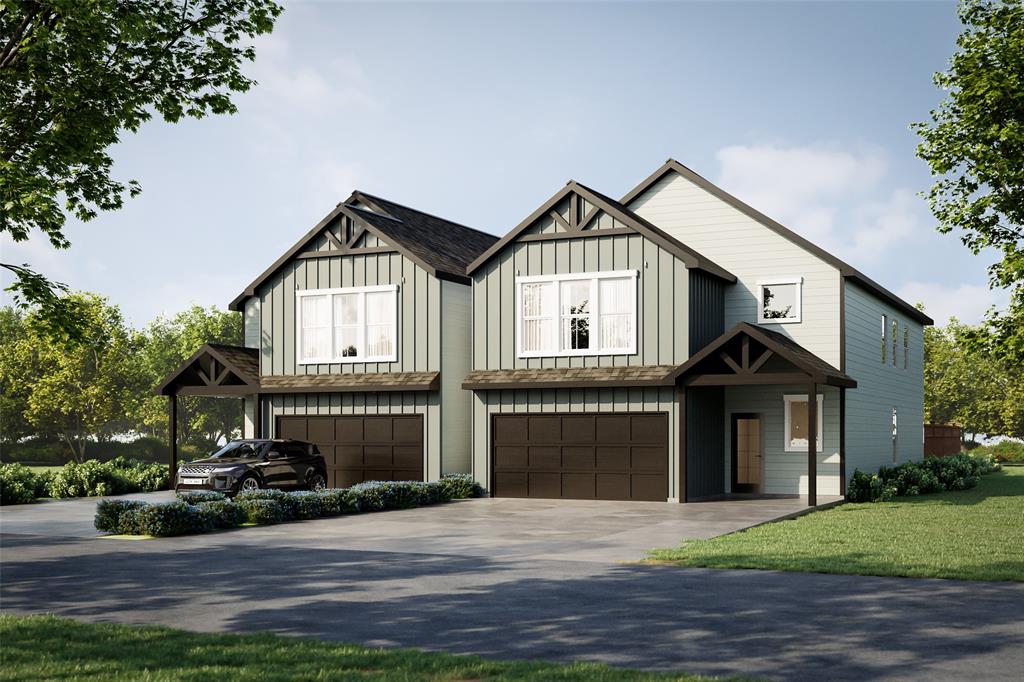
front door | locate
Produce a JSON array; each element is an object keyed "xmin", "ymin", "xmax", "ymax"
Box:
[{"xmin": 731, "ymin": 414, "xmax": 762, "ymax": 494}]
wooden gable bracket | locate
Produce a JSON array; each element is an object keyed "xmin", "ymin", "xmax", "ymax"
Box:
[
  {"xmin": 719, "ymin": 337, "xmax": 776, "ymax": 376},
  {"xmin": 196, "ymin": 358, "xmax": 234, "ymax": 386},
  {"xmin": 294, "ymin": 221, "xmax": 397, "ymax": 261}
]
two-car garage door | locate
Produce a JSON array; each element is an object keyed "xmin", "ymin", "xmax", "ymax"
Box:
[
  {"xmin": 277, "ymin": 415, "xmax": 423, "ymax": 488},
  {"xmin": 491, "ymin": 413, "xmax": 668, "ymax": 501}
]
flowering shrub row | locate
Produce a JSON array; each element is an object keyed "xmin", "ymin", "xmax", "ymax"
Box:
[{"xmin": 95, "ymin": 474, "xmax": 485, "ymax": 536}]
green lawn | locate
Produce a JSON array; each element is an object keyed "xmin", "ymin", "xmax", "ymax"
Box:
[
  {"xmin": 0, "ymin": 615, "xmax": 725, "ymax": 682},
  {"xmin": 26, "ymin": 465, "xmax": 62, "ymax": 474},
  {"xmin": 649, "ymin": 468, "xmax": 1024, "ymax": 582}
]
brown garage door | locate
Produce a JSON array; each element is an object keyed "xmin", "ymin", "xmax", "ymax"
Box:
[
  {"xmin": 491, "ymin": 413, "xmax": 668, "ymax": 501},
  {"xmin": 277, "ymin": 415, "xmax": 423, "ymax": 487}
]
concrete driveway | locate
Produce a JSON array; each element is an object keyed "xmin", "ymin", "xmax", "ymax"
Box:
[{"xmin": 2, "ymin": 494, "xmax": 1023, "ymax": 681}]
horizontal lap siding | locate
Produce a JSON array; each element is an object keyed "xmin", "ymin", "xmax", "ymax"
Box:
[
  {"xmin": 471, "ymin": 232, "xmax": 690, "ymax": 370},
  {"xmin": 471, "ymin": 387, "xmax": 679, "ymax": 501},
  {"xmin": 844, "ymin": 280, "xmax": 924, "ymax": 476},
  {"xmin": 723, "ymin": 384, "xmax": 841, "ymax": 496},
  {"xmin": 261, "ymin": 391, "xmax": 441, "ymax": 481},
  {"xmin": 629, "ymin": 173, "xmax": 841, "ymax": 367}
]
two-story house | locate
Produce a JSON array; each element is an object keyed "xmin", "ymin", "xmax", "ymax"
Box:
[
  {"xmin": 159, "ymin": 158, "xmax": 930, "ymax": 506},
  {"xmin": 463, "ymin": 161, "xmax": 930, "ymax": 505},
  {"xmin": 159, "ymin": 192, "xmax": 497, "ymax": 488}
]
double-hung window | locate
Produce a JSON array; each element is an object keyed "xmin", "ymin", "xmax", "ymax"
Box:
[
  {"xmin": 516, "ymin": 270, "xmax": 637, "ymax": 357},
  {"xmin": 297, "ymin": 285, "xmax": 398, "ymax": 363}
]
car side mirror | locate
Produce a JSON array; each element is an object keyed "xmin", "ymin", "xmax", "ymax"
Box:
[{"xmin": 267, "ymin": 450, "xmax": 286, "ymax": 460}]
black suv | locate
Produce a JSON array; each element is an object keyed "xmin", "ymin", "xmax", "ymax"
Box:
[{"xmin": 175, "ymin": 439, "xmax": 328, "ymax": 496}]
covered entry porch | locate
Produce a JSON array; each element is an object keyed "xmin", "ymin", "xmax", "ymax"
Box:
[{"xmin": 673, "ymin": 323, "xmax": 856, "ymax": 506}]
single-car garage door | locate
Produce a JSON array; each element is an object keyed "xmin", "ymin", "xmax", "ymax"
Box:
[
  {"xmin": 277, "ymin": 415, "xmax": 423, "ymax": 487},
  {"xmin": 491, "ymin": 412, "xmax": 668, "ymax": 501}
]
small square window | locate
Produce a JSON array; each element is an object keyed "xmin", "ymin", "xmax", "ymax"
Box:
[
  {"xmin": 784, "ymin": 394, "xmax": 823, "ymax": 452},
  {"xmin": 758, "ymin": 278, "xmax": 802, "ymax": 324}
]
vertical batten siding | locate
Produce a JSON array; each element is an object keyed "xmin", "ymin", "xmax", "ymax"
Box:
[
  {"xmin": 439, "ymin": 280, "xmax": 472, "ymax": 474},
  {"xmin": 260, "ymin": 391, "xmax": 441, "ymax": 481},
  {"xmin": 470, "ymin": 232, "xmax": 691, "ymax": 370},
  {"xmin": 687, "ymin": 387, "xmax": 725, "ymax": 499},
  {"xmin": 470, "ymin": 387, "xmax": 679, "ymax": 500},
  {"xmin": 844, "ymin": 280, "xmax": 925, "ymax": 477},
  {"xmin": 629, "ymin": 173, "xmax": 842, "ymax": 367},
  {"xmin": 257, "ymin": 250, "xmax": 441, "ymax": 376},
  {"xmin": 688, "ymin": 270, "xmax": 726, "ymax": 354},
  {"xmin": 722, "ymin": 384, "xmax": 841, "ymax": 496},
  {"xmin": 244, "ymin": 299, "xmax": 261, "ymax": 349}
]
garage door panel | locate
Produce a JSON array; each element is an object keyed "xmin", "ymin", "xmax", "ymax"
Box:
[
  {"xmin": 528, "ymin": 416, "xmax": 561, "ymax": 442},
  {"xmin": 494, "ymin": 416, "xmax": 528, "ymax": 444},
  {"xmin": 596, "ymin": 473, "xmax": 630, "ymax": 500},
  {"xmin": 307, "ymin": 419, "xmax": 335, "ymax": 443},
  {"xmin": 494, "ymin": 446, "xmax": 527, "ymax": 469},
  {"xmin": 562, "ymin": 416, "xmax": 595, "ymax": 442},
  {"xmin": 495, "ymin": 472, "xmax": 527, "ymax": 497},
  {"xmin": 528, "ymin": 472, "xmax": 561, "ymax": 498},
  {"xmin": 631, "ymin": 446, "xmax": 666, "ymax": 472},
  {"xmin": 562, "ymin": 473, "xmax": 595, "ymax": 499},
  {"xmin": 596, "ymin": 446, "xmax": 629, "ymax": 471},
  {"xmin": 277, "ymin": 414, "xmax": 423, "ymax": 487},
  {"xmin": 562, "ymin": 446, "xmax": 595, "ymax": 469},
  {"xmin": 631, "ymin": 474, "xmax": 666, "ymax": 501},
  {"xmin": 595, "ymin": 415, "xmax": 629, "ymax": 442},
  {"xmin": 492, "ymin": 412, "xmax": 667, "ymax": 501},
  {"xmin": 528, "ymin": 446, "xmax": 561, "ymax": 470}
]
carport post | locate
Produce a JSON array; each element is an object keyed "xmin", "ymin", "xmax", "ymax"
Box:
[
  {"xmin": 169, "ymin": 394, "xmax": 178, "ymax": 489},
  {"xmin": 807, "ymin": 382, "xmax": 817, "ymax": 507},
  {"xmin": 253, "ymin": 393, "xmax": 262, "ymax": 438}
]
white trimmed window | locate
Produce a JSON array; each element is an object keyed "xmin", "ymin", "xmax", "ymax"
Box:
[
  {"xmin": 296, "ymin": 285, "xmax": 398, "ymax": 363},
  {"xmin": 516, "ymin": 270, "xmax": 637, "ymax": 357},
  {"xmin": 757, "ymin": 277, "xmax": 802, "ymax": 324},
  {"xmin": 783, "ymin": 394, "xmax": 824, "ymax": 452}
]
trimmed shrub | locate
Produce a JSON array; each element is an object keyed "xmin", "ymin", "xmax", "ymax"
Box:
[
  {"xmin": 235, "ymin": 488, "xmax": 297, "ymax": 519},
  {"xmin": 94, "ymin": 499, "xmax": 148, "ymax": 533},
  {"xmin": 176, "ymin": 490, "xmax": 228, "ymax": 504},
  {"xmin": 971, "ymin": 440, "xmax": 1024, "ymax": 463},
  {"xmin": 317, "ymin": 488, "xmax": 358, "ymax": 515},
  {"xmin": 192, "ymin": 500, "xmax": 247, "ymax": 531},
  {"xmin": 439, "ymin": 473, "xmax": 485, "ymax": 500},
  {"xmin": 288, "ymin": 491, "xmax": 323, "ymax": 520},
  {"xmin": 847, "ymin": 470, "xmax": 896, "ymax": 503},
  {"xmin": 848, "ymin": 453, "xmax": 992, "ymax": 502},
  {"xmin": 0, "ymin": 463, "xmax": 41, "ymax": 505},
  {"xmin": 47, "ymin": 460, "xmax": 130, "ymax": 498},
  {"xmin": 237, "ymin": 498, "xmax": 286, "ymax": 525},
  {"xmin": 120, "ymin": 502, "xmax": 194, "ymax": 537}
]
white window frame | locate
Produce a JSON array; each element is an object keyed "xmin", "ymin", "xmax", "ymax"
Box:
[
  {"xmin": 757, "ymin": 276, "xmax": 803, "ymax": 324},
  {"xmin": 295, "ymin": 284, "xmax": 398, "ymax": 364},
  {"xmin": 783, "ymin": 393, "xmax": 824, "ymax": 453},
  {"xmin": 515, "ymin": 270, "xmax": 638, "ymax": 358}
]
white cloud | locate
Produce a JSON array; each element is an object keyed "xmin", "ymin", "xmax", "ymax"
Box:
[
  {"xmin": 713, "ymin": 143, "xmax": 922, "ymax": 263},
  {"xmin": 896, "ymin": 281, "xmax": 1009, "ymax": 326}
]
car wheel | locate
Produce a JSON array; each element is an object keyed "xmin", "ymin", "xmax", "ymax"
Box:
[
  {"xmin": 238, "ymin": 475, "xmax": 261, "ymax": 493},
  {"xmin": 308, "ymin": 472, "xmax": 327, "ymax": 491}
]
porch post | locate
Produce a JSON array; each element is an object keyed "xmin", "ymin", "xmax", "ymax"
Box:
[
  {"xmin": 678, "ymin": 386, "xmax": 687, "ymax": 503},
  {"xmin": 807, "ymin": 382, "xmax": 817, "ymax": 507},
  {"xmin": 839, "ymin": 387, "xmax": 846, "ymax": 497},
  {"xmin": 253, "ymin": 393, "xmax": 262, "ymax": 438},
  {"xmin": 169, "ymin": 394, "xmax": 178, "ymax": 489}
]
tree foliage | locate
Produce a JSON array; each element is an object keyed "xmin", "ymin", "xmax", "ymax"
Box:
[
  {"xmin": 914, "ymin": 0, "xmax": 1024, "ymax": 364},
  {"xmin": 924, "ymin": 317, "xmax": 1023, "ymax": 441},
  {"xmin": 0, "ymin": 0, "xmax": 281, "ymax": 337}
]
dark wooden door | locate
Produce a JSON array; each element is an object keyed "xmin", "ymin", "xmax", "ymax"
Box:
[
  {"xmin": 731, "ymin": 413, "xmax": 762, "ymax": 494},
  {"xmin": 277, "ymin": 415, "xmax": 423, "ymax": 487},
  {"xmin": 491, "ymin": 413, "xmax": 668, "ymax": 501}
]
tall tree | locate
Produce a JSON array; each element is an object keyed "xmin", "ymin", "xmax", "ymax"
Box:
[
  {"xmin": 0, "ymin": 0, "xmax": 281, "ymax": 339},
  {"xmin": 914, "ymin": 0, "xmax": 1024, "ymax": 364},
  {"xmin": 0, "ymin": 306, "xmax": 34, "ymax": 445},
  {"xmin": 2, "ymin": 293, "xmax": 146, "ymax": 461},
  {"xmin": 136, "ymin": 305, "xmax": 243, "ymax": 450}
]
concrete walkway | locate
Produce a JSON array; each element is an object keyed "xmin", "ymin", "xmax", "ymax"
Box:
[{"xmin": 2, "ymin": 495, "xmax": 1022, "ymax": 681}]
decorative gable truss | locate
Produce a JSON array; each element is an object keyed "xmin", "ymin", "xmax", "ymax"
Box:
[
  {"xmin": 520, "ymin": 190, "xmax": 632, "ymax": 241},
  {"xmin": 294, "ymin": 211, "xmax": 399, "ymax": 261}
]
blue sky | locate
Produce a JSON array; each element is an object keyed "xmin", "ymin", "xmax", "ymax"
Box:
[{"xmin": 1, "ymin": 0, "xmax": 1005, "ymax": 327}]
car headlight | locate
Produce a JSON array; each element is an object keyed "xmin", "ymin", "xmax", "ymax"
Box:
[{"xmin": 211, "ymin": 466, "xmax": 244, "ymax": 474}]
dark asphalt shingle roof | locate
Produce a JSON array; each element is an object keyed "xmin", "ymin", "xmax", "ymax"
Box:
[{"xmin": 462, "ymin": 365, "xmax": 679, "ymax": 389}]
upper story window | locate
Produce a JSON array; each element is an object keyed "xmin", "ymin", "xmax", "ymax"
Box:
[
  {"xmin": 891, "ymin": 319, "xmax": 898, "ymax": 366},
  {"xmin": 757, "ymin": 277, "xmax": 802, "ymax": 324},
  {"xmin": 296, "ymin": 285, "xmax": 398, "ymax": 364},
  {"xmin": 881, "ymin": 314, "xmax": 888, "ymax": 363},
  {"xmin": 903, "ymin": 325, "xmax": 909, "ymax": 369},
  {"xmin": 516, "ymin": 270, "xmax": 637, "ymax": 357}
]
